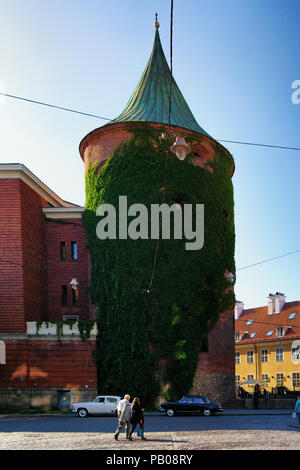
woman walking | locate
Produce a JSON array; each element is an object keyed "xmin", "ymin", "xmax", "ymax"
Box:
[{"xmin": 129, "ymin": 397, "xmax": 146, "ymax": 440}]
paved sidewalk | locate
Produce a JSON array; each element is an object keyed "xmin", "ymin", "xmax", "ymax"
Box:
[{"xmin": 0, "ymin": 428, "xmax": 299, "ymax": 450}]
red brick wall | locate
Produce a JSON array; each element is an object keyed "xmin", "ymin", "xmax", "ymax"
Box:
[
  {"xmin": 0, "ymin": 179, "xmax": 25, "ymax": 332},
  {"xmin": 0, "ymin": 338, "xmax": 97, "ymax": 388},
  {"xmin": 20, "ymin": 180, "xmax": 48, "ymax": 322},
  {"xmin": 197, "ymin": 311, "xmax": 235, "ymax": 374},
  {"xmin": 0, "ymin": 176, "xmax": 97, "ymax": 392},
  {"xmin": 190, "ymin": 311, "xmax": 235, "ymax": 401},
  {"xmin": 79, "ymin": 121, "xmax": 235, "ymax": 176},
  {"xmin": 45, "ymin": 218, "xmax": 91, "ymax": 321},
  {"xmin": 0, "ymin": 179, "xmax": 50, "ymax": 330}
]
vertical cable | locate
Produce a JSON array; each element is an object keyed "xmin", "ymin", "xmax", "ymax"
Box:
[{"xmin": 147, "ymin": 1, "xmax": 174, "ymax": 293}]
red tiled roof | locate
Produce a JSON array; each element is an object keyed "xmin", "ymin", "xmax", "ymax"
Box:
[{"xmin": 235, "ymin": 300, "xmax": 300, "ymax": 344}]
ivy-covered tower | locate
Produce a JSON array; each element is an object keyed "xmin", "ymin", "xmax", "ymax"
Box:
[{"xmin": 80, "ymin": 20, "xmax": 236, "ymax": 406}]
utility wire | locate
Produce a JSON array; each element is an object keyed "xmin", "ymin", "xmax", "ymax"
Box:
[
  {"xmin": 237, "ymin": 249, "xmax": 300, "ymax": 271},
  {"xmin": 217, "ymin": 139, "xmax": 300, "ymax": 151},
  {"xmin": 1, "ymin": 91, "xmax": 300, "ymax": 152},
  {"xmin": 0, "ymin": 92, "xmax": 111, "ymax": 121}
]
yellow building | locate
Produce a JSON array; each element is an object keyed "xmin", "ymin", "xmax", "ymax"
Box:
[{"xmin": 235, "ymin": 293, "xmax": 300, "ymax": 395}]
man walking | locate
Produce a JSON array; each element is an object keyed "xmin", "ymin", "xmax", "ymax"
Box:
[{"xmin": 114, "ymin": 394, "xmax": 132, "ymax": 440}]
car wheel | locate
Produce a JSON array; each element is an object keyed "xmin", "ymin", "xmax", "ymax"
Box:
[
  {"xmin": 166, "ymin": 408, "xmax": 175, "ymax": 417},
  {"xmin": 78, "ymin": 408, "xmax": 88, "ymax": 418},
  {"xmin": 203, "ymin": 409, "xmax": 211, "ymax": 416}
]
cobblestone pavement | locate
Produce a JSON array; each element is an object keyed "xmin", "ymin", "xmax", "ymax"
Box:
[
  {"xmin": 0, "ymin": 413, "xmax": 299, "ymax": 450},
  {"xmin": 0, "ymin": 429, "xmax": 299, "ymax": 450}
]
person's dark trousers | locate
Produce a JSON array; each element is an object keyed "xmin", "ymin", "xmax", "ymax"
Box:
[{"xmin": 129, "ymin": 421, "xmax": 144, "ymax": 438}]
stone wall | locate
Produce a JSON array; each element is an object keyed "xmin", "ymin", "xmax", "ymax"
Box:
[{"xmin": 0, "ymin": 387, "xmax": 97, "ymax": 411}]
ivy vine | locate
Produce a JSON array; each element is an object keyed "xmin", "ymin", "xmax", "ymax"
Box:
[
  {"xmin": 83, "ymin": 123, "xmax": 235, "ymax": 406},
  {"xmin": 35, "ymin": 320, "xmax": 95, "ymax": 342}
]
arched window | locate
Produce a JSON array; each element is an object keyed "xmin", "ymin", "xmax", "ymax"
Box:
[{"xmin": 0, "ymin": 341, "xmax": 6, "ymax": 364}]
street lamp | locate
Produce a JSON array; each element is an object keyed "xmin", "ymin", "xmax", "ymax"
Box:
[
  {"xmin": 170, "ymin": 137, "xmax": 191, "ymax": 161},
  {"xmin": 69, "ymin": 278, "xmax": 78, "ymax": 290}
]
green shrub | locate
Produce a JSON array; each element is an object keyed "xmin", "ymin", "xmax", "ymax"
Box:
[{"xmin": 83, "ymin": 123, "xmax": 235, "ymax": 406}]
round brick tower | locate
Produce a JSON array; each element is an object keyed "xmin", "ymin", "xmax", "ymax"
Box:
[{"xmin": 80, "ymin": 21, "xmax": 236, "ymax": 405}]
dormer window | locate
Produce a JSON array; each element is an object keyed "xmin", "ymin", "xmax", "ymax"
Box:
[
  {"xmin": 276, "ymin": 327, "xmax": 284, "ymax": 337},
  {"xmin": 235, "ymin": 332, "xmax": 241, "ymax": 342}
]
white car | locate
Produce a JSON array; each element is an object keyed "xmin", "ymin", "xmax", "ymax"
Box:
[{"xmin": 72, "ymin": 395, "xmax": 121, "ymax": 418}]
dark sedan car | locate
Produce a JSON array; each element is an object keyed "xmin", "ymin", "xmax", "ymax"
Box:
[{"xmin": 159, "ymin": 395, "xmax": 223, "ymax": 417}]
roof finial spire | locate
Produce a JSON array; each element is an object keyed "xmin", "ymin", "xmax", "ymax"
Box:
[{"xmin": 154, "ymin": 12, "xmax": 160, "ymax": 29}]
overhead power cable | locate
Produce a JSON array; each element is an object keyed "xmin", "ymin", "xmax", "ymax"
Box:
[
  {"xmin": 237, "ymin": 249, "xmax": 300, "ymax": 271},
  {"xmin": 0, "ymin": 92, "xmax": 111, "ymax": 121},
  {"xmin": 217, "ymin": 139, "xmax": 300, "ymax": 152},
  {"xmin": 1, "ymin": 91, "xmax": 300, "ymax": 152}
]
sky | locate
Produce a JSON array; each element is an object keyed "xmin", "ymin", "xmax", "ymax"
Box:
[{"xmin": 0, "ymin": 0, "xmax": 300, "ymax": 309}]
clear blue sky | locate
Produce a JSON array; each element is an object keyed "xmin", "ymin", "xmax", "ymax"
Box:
[{"xmin": 1, "ymin": 0, "xmax": 300, "ymax": 309}]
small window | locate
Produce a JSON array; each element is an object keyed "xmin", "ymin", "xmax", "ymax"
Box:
[
  {"xmin": 261, "ymin": 374, "xmax": 269, "ymax": 384},
  {"xmin": 192, "ymin": 397, "xmax": 203, "ymax": 403},
  {"xmin": 276, "ymin": 327, "xmax": 284, "ymax": 337},
  {"xmin": 71, "ymin": 242, "xmax": 78, "ymax": 260},
  {"xmin": 276, "ymin": 373, "xmax": 284, "ymax": 387},
  {"xmin": 261, "ymin": 349, "xmax": 268, "ymax": 363},
  {"xmin": 61, "ymin": 285, "xmax": 67, "ymax": 306},
  {"xmin": 266, "ymin": 330, "xmax": 273, "ymax": 336},
  {"xmin": 107, "ymin": 398, "xmax": 117, "ymax": 403},
  {"xmin": 246, "ymin": 319, "xmax": 253, "ymax": 325},
  {"xmin": 235, "ymin": 333, "xmax": 241, "ymax": 342},
  {"xmin": 292, "ymin": 372, "xmax": 300, "ymax": 387},
  {"xmin": 60, "ymin": 242, "xmax": 66, "ymax": 261},
  {"xmin": 288, "ymin": 313, "xmax": 296, "ymax": 319},
  {"xmin": 276, "ymin": 348, "xmax": 284, "ymax": 362},
  {"xmin": 249, "ymin": 332, "xmax": 256, "ymax": 338},
  {"xmin": 72, "ymin": 287, "xmax": 79, "ymax": 306},
  {"xmin": 292, "ymin": 345, "xmax": 300, "ymax": 362},
  {"xmin": 95, "ymin": 397, "xmax": 105, "ymax": 403},
  {"xmin": 0, "ymin": 340, "xmax": 6, "ymax": 365},
  {"xmin": 247, "ymin": 351, "xmax": 254, "ymax": 364},
  {"xmin": 235, "ymin": 352, "xmax": 240, "ymax": 364}
]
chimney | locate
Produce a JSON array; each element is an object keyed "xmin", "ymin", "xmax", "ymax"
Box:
[
  {"xmin": 268, "ymin": 292, "xmax": 286, "ymax": 314},
  {"xmin": 268, "ymin": 294, "xmax": 275, "ymax": 314},
  {"xmin": 274, "ymin": 292, "xmax": 286, "ymax": 313},
  {"xmin": 234, "ymin": 301, "xmax": 245, "ymax": 319}
]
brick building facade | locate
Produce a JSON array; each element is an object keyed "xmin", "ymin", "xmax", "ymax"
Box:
[{"xmin": 0, "ymin": 164, "xmax": 97, "ymax": 410}]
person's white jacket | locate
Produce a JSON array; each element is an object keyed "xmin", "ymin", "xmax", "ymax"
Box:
[{"xmin": 117, "ymin": 398, "xmax": 132, "ymax": 421}]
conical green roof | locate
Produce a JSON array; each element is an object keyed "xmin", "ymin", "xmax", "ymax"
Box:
[{"xmin": 108, "ymin": 28, "xmax": 209, "ymax": 136}]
